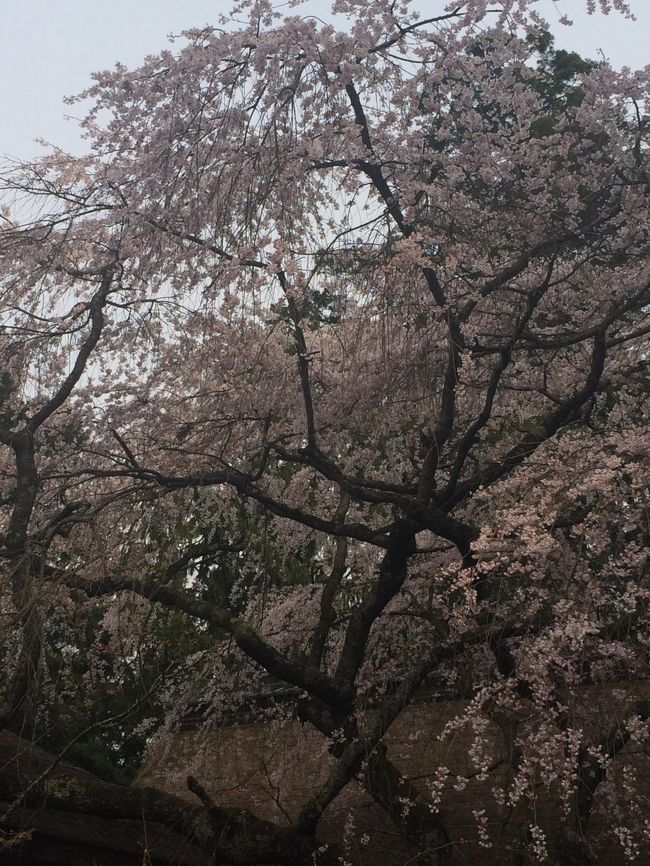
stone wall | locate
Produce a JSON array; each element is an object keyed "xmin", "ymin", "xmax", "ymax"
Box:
[{"xmin": 133, "ymin": 684, "xmax": 650, "ymax": 865}]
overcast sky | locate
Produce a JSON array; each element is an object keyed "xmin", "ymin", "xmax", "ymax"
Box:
[{"xmin": 1, "ymin": 0, "xmax": 648, "ymax": 161}]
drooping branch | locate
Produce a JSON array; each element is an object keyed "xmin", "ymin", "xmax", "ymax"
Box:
[{"xmin": 574, "ymin": 699, "xmax": 650, "ymax": 838}]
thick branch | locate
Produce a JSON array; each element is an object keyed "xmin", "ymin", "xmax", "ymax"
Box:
[
  {"xmin": 71, "ymin": 574, "xmax": 349, "ymax": 710},
  {"xmin": 335, "ymin": 520, "xmax": 416, "ymax": 685},
  {"xmin": 88, "ymin": 461, "xmax": 393, "ymax": 548},
  {"xmin": 345, "ymin": 82, "xmax": 409, "ymax": 234},
  {"xmin": 418, "ymin": 317, "xmax": 463, "ymax": 502},
  {"xmin": 279, "ymin": 271, "xmax": 317, "ymax": 447},
  {"xmin": 307, "ymin": 494, "xmax": 350, "ymax": 667},
  {"xmin": 28, "ymin": 266, "xmax": 114, "ymax": 431}
]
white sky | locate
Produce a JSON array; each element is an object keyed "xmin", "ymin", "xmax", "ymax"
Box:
[{"xmin": 1, "ymin": 0, "xmax": 648, "ymax": 161}]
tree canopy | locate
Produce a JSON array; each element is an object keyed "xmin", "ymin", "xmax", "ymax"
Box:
[{"xmin": 0, "ymin": 1, "xmax": 648, "ymax": 864}]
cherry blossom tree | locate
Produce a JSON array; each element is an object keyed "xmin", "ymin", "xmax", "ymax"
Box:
[{"xmin": 0, "ymin": 1, "xmax": 649, "ymax": 864}]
